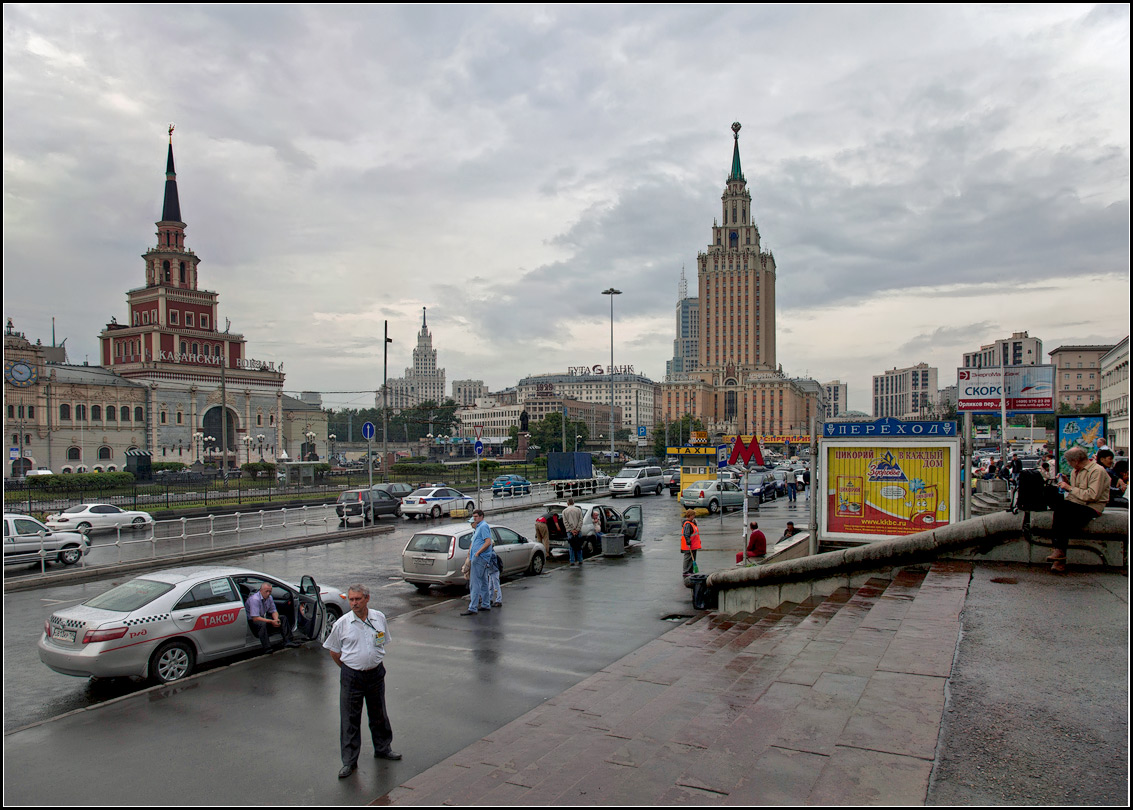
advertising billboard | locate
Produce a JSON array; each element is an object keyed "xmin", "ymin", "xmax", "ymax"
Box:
[
  {"xmin": 956, "ymin": 365, "xmax": 1055, "ymax": 413},
  {"xmin": 1056, "ymin": 415, "xmax": 1108, "ymax": 476},
  {"xmin": 821, "ymin": 441, "xmax": 959, "ymax": 542}
]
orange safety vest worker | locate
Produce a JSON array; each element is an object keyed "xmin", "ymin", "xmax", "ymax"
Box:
[{"xmin": 681, "ymin": 519, "xmax": 701, "ymax": 552}]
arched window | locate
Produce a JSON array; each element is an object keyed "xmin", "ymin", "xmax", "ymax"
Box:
[
  {"xmin": 107, "ymin": 406, "xmax": 117, "ymax": 421},
  {"xmin": 91, "ymin": 405, "xmax": 102, "ymax": 421},
  {"xmin": 67, "ymin": 447, "xmax": 81, "ymax": 461},
  {"xmin": 179, "ymin": 262, "xmax": 186, "ymax": 283},
  {"xmin": 60, "ymin": 404, "xmax": 71, "ymax": 420},
  {"xmin": 163, "ymin": 260, "xmax": 171, "ymax": 281},
  {"xmin": 192, "ymin": 342, "xmax": 199, "ymax": 356},
  {"xmin": 75, "ymin": 404, "xmax": 87, "ymax": 421},
  {"xmin": 180, "ymin": 341, "xmax": 187, "ymax": 355},
  {"xmin": 134, "ymin": 406, "xmax": 144, "ymax": 422},
  {"xmin": 120, "ymin": 407, "xmax": 130, "ymax": 422},
  {"xmin": 98, "ymin": 446, "xmax": 112, "ymax": 460}
]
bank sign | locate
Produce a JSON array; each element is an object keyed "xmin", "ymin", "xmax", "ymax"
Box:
[{"xmin": 956, "ymin": 366, "xmax": 1055, "ymax": 413}]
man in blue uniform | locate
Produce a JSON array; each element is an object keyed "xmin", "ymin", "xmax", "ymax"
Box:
[{"xmin": 461, "ymin": 510, "xmax": 495, "ymax": 615}]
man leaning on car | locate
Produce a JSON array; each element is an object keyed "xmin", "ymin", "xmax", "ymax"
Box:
[{"xmin": 246, "ymin": 582, "xmax": 300, "ymax": 652}]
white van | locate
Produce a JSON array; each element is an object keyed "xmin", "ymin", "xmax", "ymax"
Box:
[{"xmin": 608, "ymin": 465, "xmax": 665, "ymax": 497}]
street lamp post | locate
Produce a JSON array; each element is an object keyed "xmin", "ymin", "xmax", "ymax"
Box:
[
  {"xmin": 257, "ymin": 434, "xmax": 265, "ymax": 461},
  {"xmin": 329, "ymin": 433, "xmax": 337, "ymax": 465},
  {"xmin": 602, "ymin": 287, "xmax": 622, "ymax": 464},
  {"xmin": 305, "ymin": 431, "xmax": 316, "ymax": 462},
  {"xmin": 242, "ymin": 435, "xmax": 253, "ymax": 466},
  {"xmin": 193, "ymin": 431, "xmax": 204, "ymax": 464},
  {"xmin": 575, "ymin": 434, "xmax": 583, "ymax": 453}
]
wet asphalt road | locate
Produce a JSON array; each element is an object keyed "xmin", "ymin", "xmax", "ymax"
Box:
[{"xmin": 3, "ymin": 492, "xmax": 810, "ymax": 804}]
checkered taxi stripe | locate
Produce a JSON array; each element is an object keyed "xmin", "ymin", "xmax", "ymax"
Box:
[
  {"xmin": 53, "ymin": 617, "xmax": 85, "ymax": 629},
  {"xmin": 123, "ymin": 614, "xmax": 170, "ymax": 626}
]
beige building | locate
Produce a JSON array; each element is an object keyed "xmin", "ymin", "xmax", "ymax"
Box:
[
  {"xmin": 516, "ymin": 371, "xmax": 656, "ymax": 437},
  {"xmin": 872, "ymin": 363, "xmax": 938, "ymax": 419},
  {"xmin": 280, "ymin": 394, "xmax": 329, "ymax": 462},
  {"xmin": 518, "ymin": 396, "xmax": 624, "ymax": 442},
  {"xmin": 453, "ymin": 403, "xmax": 525, "ymax": 439},
  {"xmin": 963, "ymin": 331, "xmax": 1043, "ymax": 369},
  {"xmin": 660, "ymin": 122, "xmax": 819, "ymax": 436},
  {"xmin": 1049, "ymin": 344, "xmax": 1114, "ymax": 410},
  {"xmin": 4, "ymin": 321, "xmax": 149, "ymax": 476},
  {"xmin": 1099, "ymin": 337, "xmax": 1128, "ymax": 453},
  {"xmin": 452, "ymin": 379, "xmax": 488, "ymax": 407}
]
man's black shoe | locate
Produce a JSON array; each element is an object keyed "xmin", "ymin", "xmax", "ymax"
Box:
[
  {"xmin": 338, "ymin": 763, "xmax": 357, "ymax": 779},
  {"xmin": 285, "ymin": 641, "xmax": 303, "ymax": 648},
  {"xmin": 374, "ymin": 749, "xmax": 403, "ymax": 761}
]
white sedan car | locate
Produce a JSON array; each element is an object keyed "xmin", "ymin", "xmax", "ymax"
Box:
[
  {"xmin": 46, "ymin": 504, "xmax": 155, "ymax": 534},
  {"xmin": 38, "ymin": 566, "xmax": 346, "ymax": 684},
  {"xmin": 400, "ymin": 487, "xmax": 475, "ymax": 520}
]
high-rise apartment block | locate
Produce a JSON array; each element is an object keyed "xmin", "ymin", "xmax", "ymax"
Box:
[
  {"xmin": 823, "ymin": 380, "xmax": 848, "ymax": 419},
  {"xmin": 872, "ymin": 363, "xmax": 938, "ymax": 419},
  {"xmin": 962, "ymin": 331, "xmax": 1043, "ymax": 368},
  {"xmin": 665, "ymin": 268, "xmax": 699, "ymax": 380}
]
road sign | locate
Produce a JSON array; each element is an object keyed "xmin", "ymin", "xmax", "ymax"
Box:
[
  {"xmin": 475, "ymin": 440, "xmax": 484, "ymax": 456},
  {"xmin": 9, "ymin": 447, "xmax": 18, "ymax": 460},
  {"xmin": 474, "ymin": 425, "xmax": 484, "ymax": 440},
  {"xmin": 361, "ymin": 421, "xmax": 375, "ymax": 440},
  {"xmin": 637, "ymin": 426, "xmax": 646, "ymax": 438}
]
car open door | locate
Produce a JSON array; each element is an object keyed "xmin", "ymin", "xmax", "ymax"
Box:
[
  {"xmin": 621, "ymin": 504, "xmax": 643, "ymax": 542},
  {"xmin": 296, "ymin": 575, "xmax": 325, "ymax": 640}
]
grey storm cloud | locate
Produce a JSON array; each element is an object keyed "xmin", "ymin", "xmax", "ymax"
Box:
[{"xmin": 3, "ymin": 4, "xmax": 1128, "ymax": 408}]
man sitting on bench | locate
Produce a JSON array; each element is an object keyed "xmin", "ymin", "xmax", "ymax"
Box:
[{"xmin": 247, "ymin": 582, "xmax": 301, "ymax": 651}]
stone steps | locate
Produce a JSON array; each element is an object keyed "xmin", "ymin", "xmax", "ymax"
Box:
[{"xmin": 381, "ymin": 561, "xmax": 972, "ymax": 806}]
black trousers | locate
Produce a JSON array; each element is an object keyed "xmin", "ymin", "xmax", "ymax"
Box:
[
  {"xmin": 1051, "ymin": 499, "xmax": 1101, "ymax": 552},
  {"xmin": 252, "ymin": 617, "xmax": 293, "ymax": 651},
  {"xmin": 339, "ymin": 662, "xmax": 393, "ymax": 766}
]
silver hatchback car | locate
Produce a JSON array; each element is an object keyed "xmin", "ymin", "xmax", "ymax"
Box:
[
  {"xmin": 38, "ymin": 566, "xmax": 345, "ymax": 683},
  {"xmin": 401, "ymin": 524, "xmax": 545, "ymax": 592}
]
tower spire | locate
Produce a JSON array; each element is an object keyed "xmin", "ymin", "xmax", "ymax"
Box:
[
  {"xmin": 162, "ymin": 123, "xmax": 182, "ymax": 223},
  {"xmin": 729, "ymin": 121, "xmax": 744, "ymax": 182}
]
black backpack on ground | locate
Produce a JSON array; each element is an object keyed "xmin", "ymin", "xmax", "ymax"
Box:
[{"xmin": 1012, "ymin": 468, "xmax": 1050, "ymax": 513}]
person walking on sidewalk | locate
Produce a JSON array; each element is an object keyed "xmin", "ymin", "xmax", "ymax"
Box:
[
  {"xmin": 1047, "ymin": 446, "xmax": 1109, "ymax": 573},
  {"xmin": 461, "ymin": 510, "xmax": 496, "ymax": 614},
  {"xmin": 787, "ymin": 477, "xmax": 797, "ymax": 506},
  {"xmin": 324, "ymin": 584, "xmax": 401, "ymax": 779},
  {"xmin": 562, "ymin": 498, "xmax": 585, "ymax": 567},
  {"xmin": 681, "ymin": 509, "xmax": 701, "ymax": 586}
]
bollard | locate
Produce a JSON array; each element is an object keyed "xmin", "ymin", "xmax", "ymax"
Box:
[
  {"xmin": 259, "ymin": 510, "xmax": 265, "ymax": 531},
  {"xmin": 209, "ymin": 514, "xmax": 215, "ymax": 550},
  {"xmin": 302, "ymin": 505, "xmax": 309, "ymax": 536},
  {"xmin": 180, "ymin": 516, "xmax": 187, "ymax": 556},
  {"xmin": 38, "ymin": 531, "xmax": 46, "ymax": 575}
]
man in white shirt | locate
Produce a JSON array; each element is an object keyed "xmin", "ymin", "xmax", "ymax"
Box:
[{"xmin": 323, "ymin": 584, "xmax": 401, "ymax": 778}]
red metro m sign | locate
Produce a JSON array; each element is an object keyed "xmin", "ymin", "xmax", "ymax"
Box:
[{"xmin": 728, "ymin": 435, "xmax": 765, "ymax": 467}]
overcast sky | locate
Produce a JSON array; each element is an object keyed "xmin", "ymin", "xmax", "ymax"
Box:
[{"xmin": 4, "ymin": 4, "xmax": 1129, "ymax": 414}]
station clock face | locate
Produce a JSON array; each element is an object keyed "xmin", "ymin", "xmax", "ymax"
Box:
[{"xmin": 5, "ymin": 359, "xmax": 38, "ymax": 387}]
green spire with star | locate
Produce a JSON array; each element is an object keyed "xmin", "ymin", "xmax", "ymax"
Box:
[{"xmin": 729, "ymin": 121, "xmax": 744, "ymax": 182}]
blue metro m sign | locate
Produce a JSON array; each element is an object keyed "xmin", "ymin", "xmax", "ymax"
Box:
[{"xmin": 728, "ymin": 435, "xmax": 765, "ymax": 466}]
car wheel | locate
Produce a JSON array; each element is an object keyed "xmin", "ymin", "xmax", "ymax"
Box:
[
  {"xmin": 708, "ymin": 499, "xmax": 720, "ymax": 514},
  {"xmin": 149, "ymin": 640, "xmax": 195, "ymax": 684},
  {"xmin": 57, "ymin": 545, "xmax": 82, "ymax": 566},
  {"xmin": 655, "ymin": 484, "xmax": 663, "ymax": 495},
  {"xmin": 431, "ymin": 506, "xmax": 442, "ymax": 519},
  {"xmin": 132, "ymin": 517, "xmax": 148, "ymax": 529},
  {"xmin": 412, "ymin": 583, "xmax": 432, "ymax": 594},
  {"xmin": 323, "ymin": 605, "xmax": 343, "ymax": 640},
  {"xmin": 527, "ymin": 552, "xmax": 545, "ymax": 576},
  {"xmin": 633, "ymin": 486, "xmax": 641, "ymax": 497},
  {"xmin": 76, "ymin": 522, "xmax": 92, "ymax": 534},
  {"xmin": 465, "ymin": 501, "xmax": 475, "ymax": 511}
]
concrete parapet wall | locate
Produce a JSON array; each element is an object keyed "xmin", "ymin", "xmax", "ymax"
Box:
[{"xmin": 709, "ymin": 510, "xmax": 1128, "ymax": 615}]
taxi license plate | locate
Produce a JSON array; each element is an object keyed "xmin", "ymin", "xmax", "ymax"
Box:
[{"xmin": 53, "ymin": 627, "xmax": 76, "ymax": 643}]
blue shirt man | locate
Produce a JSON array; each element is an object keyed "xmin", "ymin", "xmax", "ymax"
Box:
[
  {"xmin": 246, "ymin": 581, "xmax": 297, "ymax": 651},
  {"xmin": 461, "ymin": 510, "xmax": 495, "ymax": 615}
]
